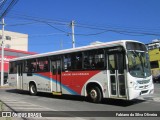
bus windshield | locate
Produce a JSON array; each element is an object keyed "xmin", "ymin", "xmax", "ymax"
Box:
[
  {"xmin": 127, "ymin": 50, "xmax": 151, "ymax": 78},
  {"xmin": 126, "ymin": 42, "xmax": 151, "ymax": 78}
]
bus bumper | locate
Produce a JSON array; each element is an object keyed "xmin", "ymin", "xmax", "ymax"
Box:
[{"xmin": 128, "ymin": 84, "xmax": 154, "ymax": 100}]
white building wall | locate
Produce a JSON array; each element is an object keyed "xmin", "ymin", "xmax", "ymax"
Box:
[{"xmin": 0, "ymin": 30, "xmax": 28, "ymax": 51}]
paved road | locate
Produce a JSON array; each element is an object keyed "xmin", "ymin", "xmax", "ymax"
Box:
[
  {"xmin": 0, "ymin": 83, "xmax": 160, "ymax": 120},
  {"xmin": 142, "ymin": 83, "xmax": 160, "ymax": 102}
]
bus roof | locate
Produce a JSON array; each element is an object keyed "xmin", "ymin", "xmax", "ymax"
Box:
[{"xmin": 9, "ymin": 40, "xmax": 142, "ymax": 62}]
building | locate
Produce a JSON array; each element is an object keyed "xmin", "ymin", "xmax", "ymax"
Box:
[
  {"xmin": 146, "ymin": 39, "xmax": 160, "ymax": 50},
  {"xmin": 0, "ymin": 31, "xmax": 35, "ymax": 84},
  {"xmin": 0, "ymin": 30, "xmax": 28, "ymax": 51},
  {"xmin": 0, "ymin": 47, "xmax": 36, "ymax": 72},
  {"xmin": 146, "ymin": 40, "xmax": 160, "ymax": 82}
]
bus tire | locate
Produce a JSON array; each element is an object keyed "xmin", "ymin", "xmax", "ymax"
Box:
[
  {"xmin": 88, "ymin": 86, "xmax": 102, "ymax": 103},
  {"xmin": 29, "ymin": 83, "xmax": 37, "ymax": 95}
]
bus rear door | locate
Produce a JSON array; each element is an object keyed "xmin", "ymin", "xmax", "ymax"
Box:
[
  {"xmin": 17, "ymin": 62, "xmax": 23, "ymax": 89},
  {"xmin": 108, "ymin": 52, "xmax": 127, "ymax": 99},
  {"xmin": 51, "ymin": 59, "xmax": 62, "ymax": 94}
]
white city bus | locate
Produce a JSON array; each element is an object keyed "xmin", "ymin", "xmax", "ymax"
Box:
[{"xmin": 8, "ymin": 40, "xmax": 154, "ymax": 103}]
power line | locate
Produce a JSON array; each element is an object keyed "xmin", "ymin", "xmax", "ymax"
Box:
[
  {"xmin": 46, "ymin": 23, "xmax": 69, "ymax": 34},
  {"xmin": 0, "ymin": 0, "xmax": 7, "ymax": 11},
  {"xmin": 7, "ymin": 21, "xmax": 38, "ymax": 26},
  {"xmin": 0, "ymin": 0, "xmax": 19, "ymax": 20},
  {"xmin": 75, "ymin": 23, "xmax": 160, "ymax": 37},
  {"xmin": 5, "ymin": 11, "xmax": 160, "ymax": 37},
  {"xmin": 0, "ymin": 0, "xmax": 5, "ymax": 4},
  {"xmin": 8, "ymin": 12, "xmax": 69, "ymax": 25}
]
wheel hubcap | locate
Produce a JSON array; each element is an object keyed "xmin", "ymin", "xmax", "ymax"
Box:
[
  {"xmin": 90, "ymin": 89, "xmax": 97, "ymax": 99},
  {"xmin": 31, "ymin": 86, "xmax": 35, "ymax": 93}
]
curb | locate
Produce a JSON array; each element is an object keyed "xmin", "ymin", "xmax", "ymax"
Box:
[
  {"xmin": 0, "ymin": 85, "xmax": 14, "ymax": 89},
  {"xmin": 0, "ymin": 100, "xmax": 24, "ymax": 120},
  {"xmin": 0, "ymin": 86, "xmax": 11, "ymax": 88},
  {"xmin": 0, "ymin": 100, "xmax": 12, "ymax": 111}
]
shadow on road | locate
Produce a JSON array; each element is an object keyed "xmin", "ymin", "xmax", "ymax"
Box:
[
  {"xmin": 5, "ymin": 89, "xmax": 146, "ymax": 107},
  {"xmin": 101, "ymin": 98, "xmax": 145, "ymax": 107}
]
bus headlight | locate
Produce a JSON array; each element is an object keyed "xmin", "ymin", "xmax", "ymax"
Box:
[{"xmin": 131, "ymin": 81, "xmax": 138, "ymax": 89}]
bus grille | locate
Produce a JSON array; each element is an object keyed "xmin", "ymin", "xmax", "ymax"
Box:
[
  {"xmin": 137, "ymin": 80, "xmax": 150, "ymax": 84},
  {"xmin": 141, "ymin": 90, "xmax": 148, "ymax": 94}
]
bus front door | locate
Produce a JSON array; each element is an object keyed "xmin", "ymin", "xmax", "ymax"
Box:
[
  {"xmin": 108, "ymin": 53, "xmax": 127, "ymax": 98},
  {"xmin": 51, "ymin": 60, "xmax": 62, "ymax": 93},
  {"xmin": 17, "ymin": 62, "xmax": 23, "ymax": 89}
]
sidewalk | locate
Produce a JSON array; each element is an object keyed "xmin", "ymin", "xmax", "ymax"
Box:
[
  {"xmin": 0, "ymin": 100, "xmax": 78, "ymax": 120},
  {"xmin": 0, "ymin": 100, "xmax": 23, "ymax": 120},
  {"xmin": 0, "ymin": 86, "xmax": 50, "ymax": 120},
  {"xmin": 0, "ymin": 87, "xmax": 84, "ymax": 120}
]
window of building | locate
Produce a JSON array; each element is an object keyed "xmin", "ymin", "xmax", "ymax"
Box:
[
  {"xmin": 0, "ymin": 35, "xmax": 11, "ymax": 40},
  {"xmin": 150, "ymin": 61, "xmax": 159, "ymax": 69},
  {"xmin": 5, "ymin": 44, "xmax": 11, "ymax": 48},
  {"xmin": 6, "ymin": 36, "xmax": 11, "ymax": 40}
]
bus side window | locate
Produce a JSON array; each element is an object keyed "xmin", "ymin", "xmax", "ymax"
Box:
[
  {"xmin": 96, "ymin": 58, "xmax": 104, "ymax": 69},
  {"xmin": 43, "ymin": 64, "xmax": 48, "ymax": 71},
  {"xmin": 91, "ymin": 58, "xmax": 96, "ymax": 69},
  {"xmin": 23, "ymin": 60, "xmax": 28, "ymax": 72},
  {"xmin": 28, "ymin": 63, "xmax": 35, "ymax": 72},
  {"xmin": 63, "ymin": 55, "xmax": 71, "ymax": 71},
  {"xmin": 70, "ymin": 52, "xmax": 82, "ymax": 70},
  {"xmin": 9, "ymin": 62, "xmax": 17, "ymax": 74},
  {"xmin": 77, "ymin": 57, "xmax": 82, "ymax": 69},
  {"xmin": 37, "ymin": 57, "xmax": 49, "ymax": 72},
  {"xmin": 94, "ymin": 49, "xmax": 105, "ymax": 69},
  {"xmin": 52, "ymin": 62, "xmax": 56, "ymax": 74},
  {"xmin": 83, "ymin": 50, "xmax": 105, "ymax": 70},
  {"xmin": 108, "ymin": 55, "xmax": 115, "ymax": 74},
  {"xmin": 84, "ymin": 58, "xmax": 90, "ymax": 69}
]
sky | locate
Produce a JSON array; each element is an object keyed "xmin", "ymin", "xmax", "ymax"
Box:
[{"xmin": 2, "ymin": 0, "xmax": 160, "ymax": 53}]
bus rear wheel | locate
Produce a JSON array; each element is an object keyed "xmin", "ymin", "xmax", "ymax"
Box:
[
  {"xmin": 29, "ymin": 83, "xmax": 37, "ymax": 95},
  {"xmin": 87, "ymin": 86, "xmax": 102, "ymax": 103}
]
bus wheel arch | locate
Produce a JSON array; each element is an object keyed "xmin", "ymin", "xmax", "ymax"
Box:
[
  {"xmin": 86, "ymin": 82, "xmax": 103, "ymax": 103},
  {"xmin": 29, "ymin": 81, "xmax": 37, "ymax": 96}
]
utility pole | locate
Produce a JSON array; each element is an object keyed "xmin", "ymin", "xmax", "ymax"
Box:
[
  {"xmin": 0, "ymin": 18, "xmax": 5, "ymax": 86},
  {"xmin": 71, "ymin": 20, "xmax": 75, "ymax": 48}
]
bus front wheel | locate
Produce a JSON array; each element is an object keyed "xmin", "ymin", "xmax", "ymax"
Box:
[
  {"xmin": 29, "ymin": 83, "xmax": 37, "ymax": 95},
  {"xmin": 88, "ymin": 86, "xmax": 102, "ymax": 103}
]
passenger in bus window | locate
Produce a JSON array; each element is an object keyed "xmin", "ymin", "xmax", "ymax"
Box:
[
  {"xmin": 29, "ymin": 64, "xmax": 35, "ymax": 72},
  {"xmin": 52, "ymin": 64, "xmax": 56, "ymax": 74},
  {"xmin": 84, "ymin": 58, "xmax": 90, "ymax": 68},
  {"xmin": 44, "ymin": 63, "xmax": 48, "ymax": 71},
  {"xmin": 67, "ymin": 63, "xmax": 71, "ymax": 70},
  {"xmin": 91, "ymin": 58, "xmax": 96, "ymax": 69},
  {"xmin": 96, "ymin": 58, "xmax": 104, "ymax": 69},
  {"xmin": 25, "ymin": 66, "xmax": 28, "ymax": 72},
  {"xmin": 37, "ymin": 64, "xmax": 40, "ymax": 71}
]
